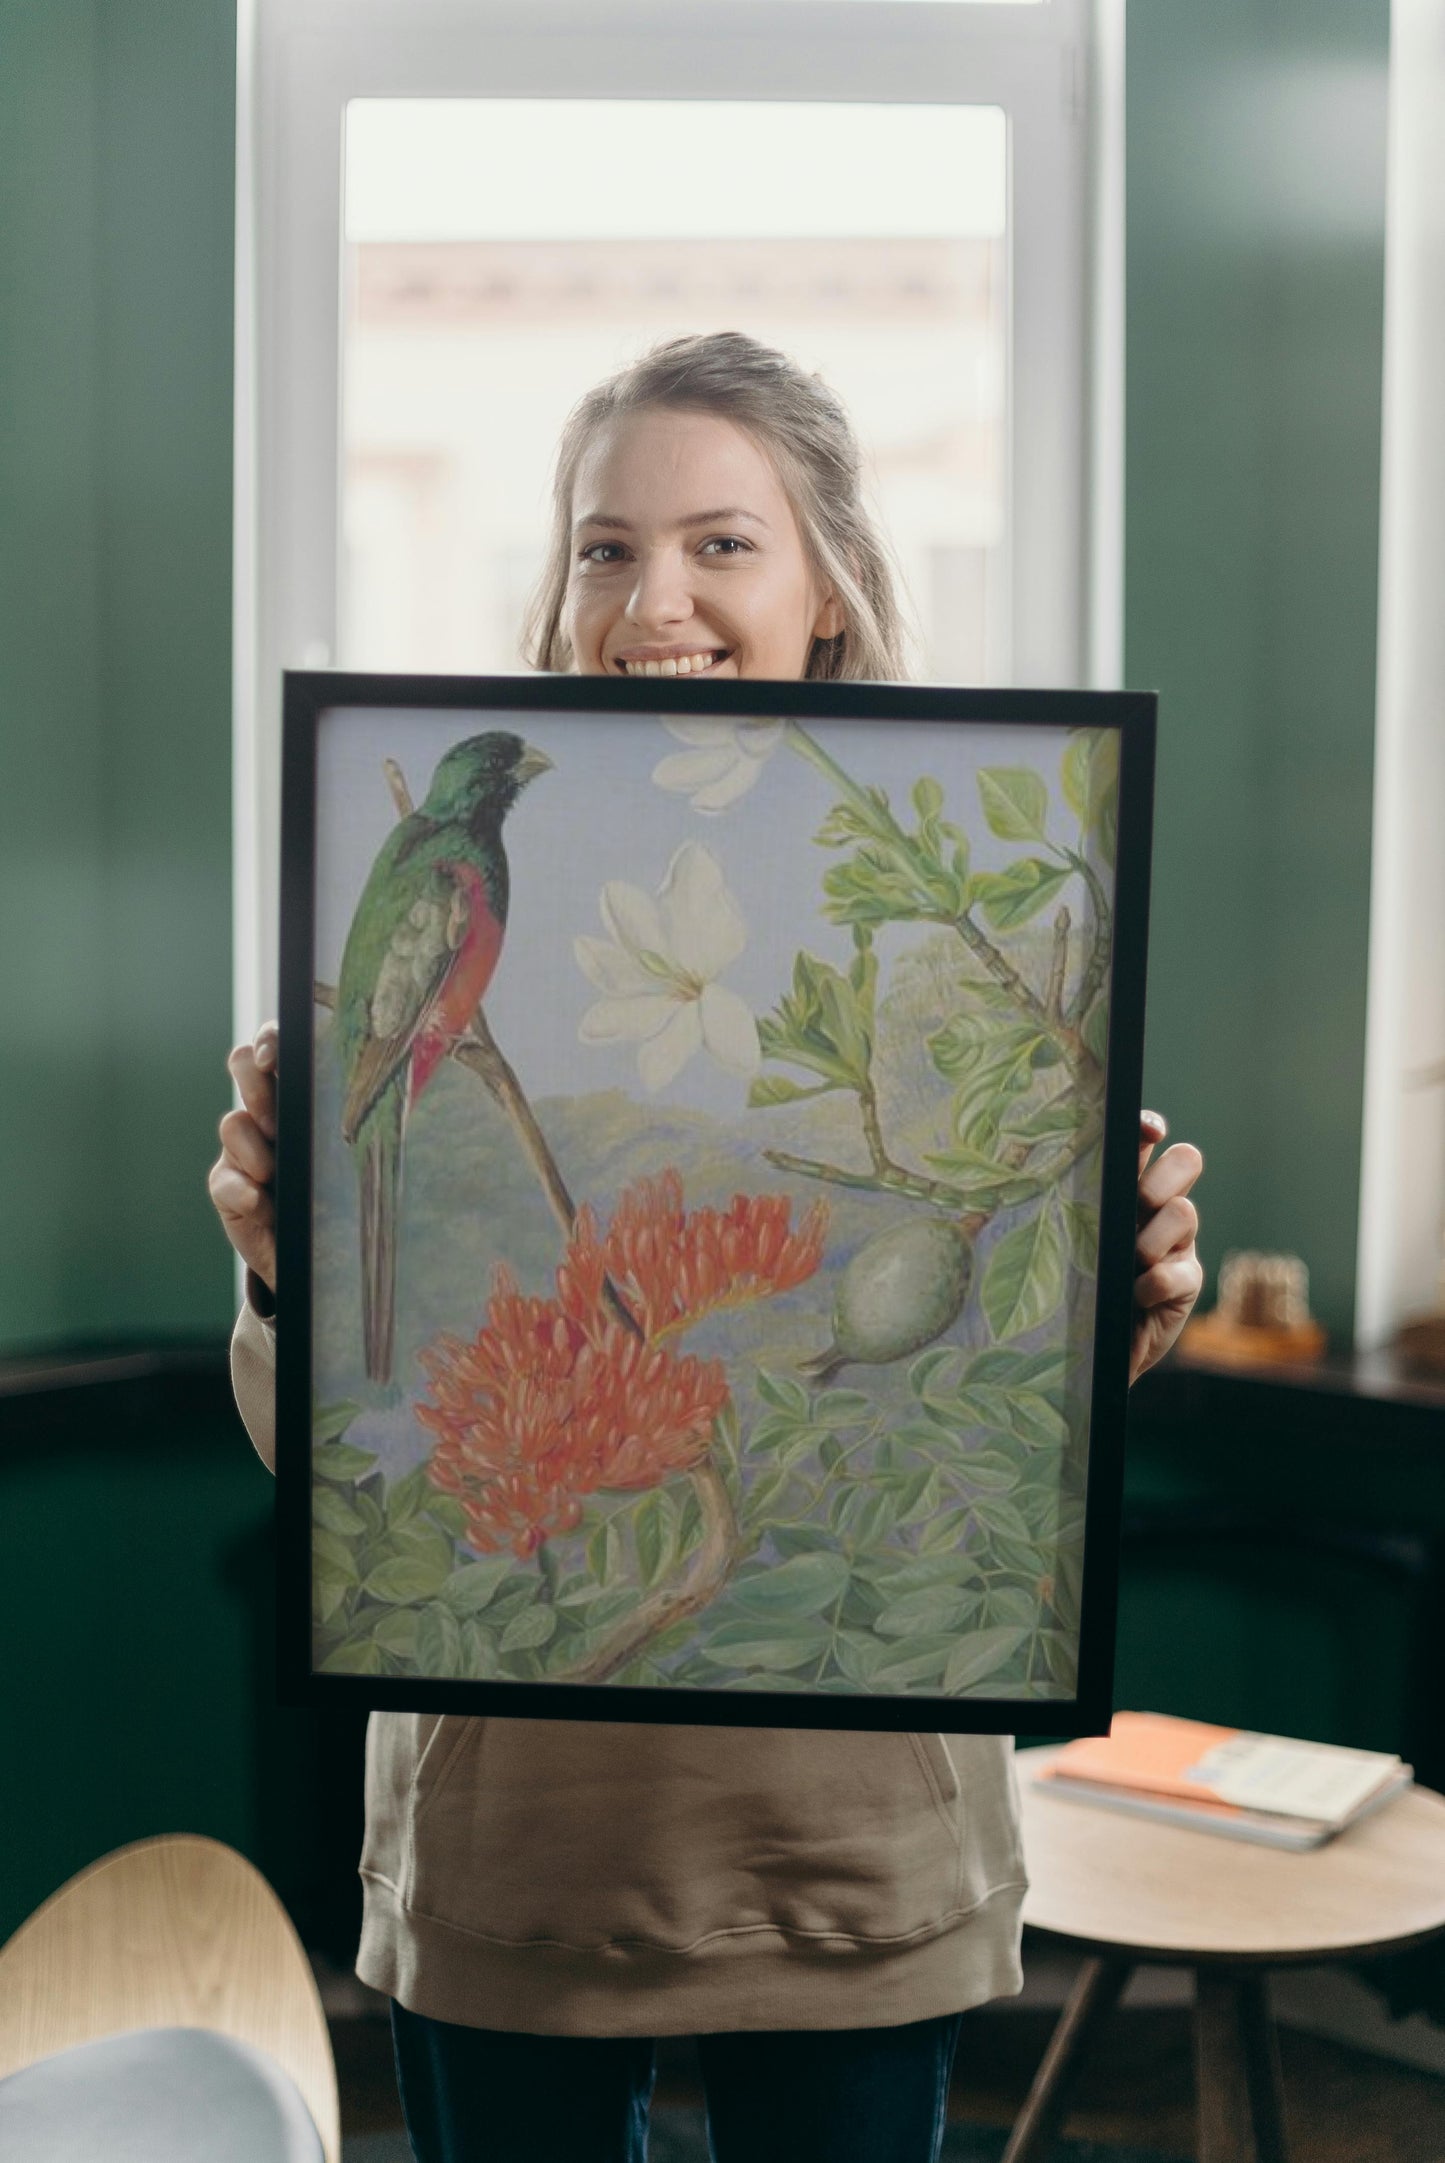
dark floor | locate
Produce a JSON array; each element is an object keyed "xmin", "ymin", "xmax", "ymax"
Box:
[{"xmin": 332, "ymin": 1999, "xmax": 1445, "ymax": 2162}]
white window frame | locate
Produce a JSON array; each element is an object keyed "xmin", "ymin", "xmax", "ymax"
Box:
[
  {"xmin": 1355, "ymin": 2, "xmax": 1445, "ymax": 1351},
  {"xmin": 234, "ymin": 0, "xmax": 1121, "ymax": 1033}
]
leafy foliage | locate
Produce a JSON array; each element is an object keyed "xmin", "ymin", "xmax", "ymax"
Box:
[{"xmin": 816, "ymin": 776, "xmax": 972, "ymax": 929}]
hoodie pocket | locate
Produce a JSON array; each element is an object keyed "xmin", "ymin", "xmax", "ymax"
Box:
[{"xmin": 399, "ymin": 1718, "xmax": 983, "ymax": 1952}]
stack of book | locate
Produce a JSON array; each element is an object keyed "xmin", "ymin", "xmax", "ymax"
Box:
[{"xmin": 1032, "ymin": 1711, "xmax": 1412, "ymax": 1850}]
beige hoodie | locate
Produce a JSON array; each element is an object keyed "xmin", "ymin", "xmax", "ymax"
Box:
[{"xmin": 232, "ymin": 1291, "xmax": 1027, "ymax": 2036}]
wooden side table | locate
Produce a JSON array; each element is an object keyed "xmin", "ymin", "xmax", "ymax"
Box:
[{"xmin": 1007, "ymin": 1745, "xmax": 1445, "ymax": 2163}]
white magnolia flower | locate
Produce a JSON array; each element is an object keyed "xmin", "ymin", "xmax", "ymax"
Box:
[
  {"xmin": 651, "ymin": 717, "xmax": 787, "ymax": 813},
  {"xmin": 575, "ymin": 841, "xmax": 761, "ymax": 1092}
]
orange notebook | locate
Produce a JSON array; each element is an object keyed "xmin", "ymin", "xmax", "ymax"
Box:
[{"xmin": 1041, "ymin": 1711, "xmax": 1403, "ymax": 1826}]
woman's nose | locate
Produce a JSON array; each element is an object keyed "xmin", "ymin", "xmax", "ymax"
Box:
[{"xmin": 625, "ymin": 547, "xmax": 693, "ymax": 631}]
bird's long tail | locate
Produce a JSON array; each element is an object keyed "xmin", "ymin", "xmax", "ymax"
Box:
[{"xmin": 358, "ymin": 1085, "xmax": 405, "ymax": 1387}]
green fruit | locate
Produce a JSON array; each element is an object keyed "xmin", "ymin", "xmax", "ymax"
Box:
[{"xmin": 800, "ymin": 1217, "xmax": 973, "ymax": 1383}]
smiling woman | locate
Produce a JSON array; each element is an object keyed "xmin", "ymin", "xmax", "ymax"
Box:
[{"xmin": 523, "ymin": 332, "xmax": 909, "ymax": 684}]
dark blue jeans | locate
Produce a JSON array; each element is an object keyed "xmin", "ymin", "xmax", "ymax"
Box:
[{"xmin": 390, "ymin": 2000, "xmax": 965, "ymax": 2163}]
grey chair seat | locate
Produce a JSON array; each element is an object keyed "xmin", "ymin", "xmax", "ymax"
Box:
[{"xmin": 0, "ymin": 2024, "xmax": 326, "ymax": 2162}]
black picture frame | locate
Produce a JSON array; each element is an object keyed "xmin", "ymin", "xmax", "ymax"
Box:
[{"xmin": 277, "ymin": 672, "xmax": 1155, "ymax": 1734}]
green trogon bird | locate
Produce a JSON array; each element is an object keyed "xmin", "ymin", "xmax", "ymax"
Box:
[{"xmin": 335, "ymin": 732, "xmax": 552, "ymax": 1385}]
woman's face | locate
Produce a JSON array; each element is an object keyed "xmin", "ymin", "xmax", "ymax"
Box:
[{"xmin": 563, "ymin": 407, "xmax": 842, "ymax": 681}]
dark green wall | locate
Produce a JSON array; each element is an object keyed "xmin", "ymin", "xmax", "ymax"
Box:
[
  {"xmin": 0, "ymin": 1378, "xmax": 368, "ymax": 1956},
  {"xmin": 1127, "ymin": 0, "xmax": 1390, "ymax": 1339},
  {"xmin": 0, "ymin": 0, "xmax": 237, "ymax": 1353}
]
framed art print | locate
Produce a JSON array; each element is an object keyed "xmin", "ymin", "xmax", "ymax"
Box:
[{"xmin": 276, "ymin": 674, "xmax": 1155, "ymax": 1733}]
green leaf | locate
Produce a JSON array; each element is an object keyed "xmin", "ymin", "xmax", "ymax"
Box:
[
  {"xmin": 832, "ymin": 1483, "xmax": 900, "ymax": 1548},
  {"xmin": 756, "ymin": 1370, "xmax": 811, "ymax": 1417},
  {"xmin": 981, "ymin": 1203, "xmax": 1066, "ymax": 1340},
  {"xmin": 729, "ymin": 1551, "xmax": 850, "ymax": 1618},
  {"xmin": 385, "ymin": 1464, "xmax": 435, "ymax": 1525},
  {"xmin": 312, "ymin": 1487, "xmax": 369, "ymax": 1538},
  {"xmin": 555, "ymin": 1575, "xmax": 609, "ymax": 1607},
  {"xmin": 587, "ymin": 1517, "xmax": 624, "ymax": 1583},
  {"xmin": 955, "ymin": 1452, "xmax": 1026, "ymax": 1496},
  {"xmin": 319, "ymin": 1635, "xmax": 383, "ymax": 1675},
  {"xmin": 812, "ymin": 1388, "xmax": 874, "ymax": 1427},
  {"xmin": 461, "ymin": 1619, "xmax": 503, "ymax": 1679},
  {"xmin": 871, "ymin": 1635, "xmax": 958, "ymax": 1687},
  {"xmin": 746, "ymin": 1413, "xmax": 806, "ymax": 1458},
  {"xmin": 312, "ymin": 1399, "xmax": 363, "ymax": 1444},
  {"xmin": 364, "ymin": 1551, "xmax": 453, "ymax": 1604},
  {"xmin": 876, "ymin": 1585, "xmax": 984, "ymax": 1638},
  {"xmin": 1082, "ymin": 995, "xmax": 1110, "ymax": 1067},
  {"xmin": 917, "ymin": 1505, "xmax": 975, "ymax": 1554},
  {"xmin": 920, "ymin": 1146, "xmax": 1045, "ymax": 1211},
  {"xmin": 1042, "ymin": 1630, "xmax": 1079, "ymax": 1689},
  {"xmin": 699, "ymin": 1619, "xmax": 834, "ymax": 1671},
  {"xmin": 440, "ymin": 1557, "xmax": 517, "ymax": 1614},
  {"xmin": 969, "ymin": 1494, "xmax": 1034, "ymax": 1544},
  {"xmin": 894, "ymin": 1468, "xmax": 943, "ymax": 1524},
  {"xmin": 313, "ymin": 1440, "xmax": 377, "ymax": 1481},
  {"xmin": 313, "ymin": 1528, "xmax": 361, "ymax": 1581},
  {"xmin": 372, "ymin": 1608, "xmax": 422, "ymax": 1658},
  {"xmin": 313, "ymin": 1575, "xmax": 349, "ymax": 1627},
  {"xmin": 862, "ymin": 1552, "xmax": 985, "ymax": 1596},
  {"xmin": 910, "ymin": 1347, "xmax": 965, "ymax": 1397},
  {"xmin": 747, "ymin": 1073, "xmax": 839, "ymax": 1108},
  {"xmin": 978, "ymin": 767, "xmax": 1048, "ymax": 842},
  {"xmin": 969, "ymin": 1346, "xmax": 1067, "ymax": 1392},
  {"xmin": 1000, "ymin": 1092, "xmax": 1083, "ymax": 1144},
  {"xmin": 1007, "ymin": 1392, "xmax": 1069, "ymax": 1449},
  {"xmin": 756, "ymin": 950, "xmax": 872, "ymax": 1086},
  {"xmin": 1060, "ymin": 1200, "xmax": 1100, "ymax": 1272},
  {"xmin": 986, "ymin": 1583, "xmax": 1040, "ymax": 1626},
  {"xmin": 424, "ymin": 1493, "xmax": 468, "ymax": 1538},
  {"xmin": 1055, "ymin": 739, "xmax": 1124, "ymax": 847},
  {"xmin": 835, "ymin": 1630, "xmax": 889, "ymax": 1686},
  {"xmin": 502, "ymin": 1605, "xmax": 558, "ymax": 1653},
  {"xmin": 928, "ymin": 1011, "xmax": 1042, "ymax": 1086},
  {"xmin": 634, "ymin": 1488, "xmax": 678, "ymax": 1590},
  {"xmin": 740, "ymin": 1468, "xmax": 793, "ymax": 1525},
  {"xmin": 944, "ymin": 1626, "xmax": 1030, "ymax": 1693},
  {"xmin": 970, "ymin": 858, "xmax": 1071, "ymax": 931},
  {"xmin": 912, "ymin": 775, "xmax": 945, "ymax": 822},
  {"xmin": 418, "ymin": 1604, "xmax": 463, "ymax": 1674},
  {"xmin": 386, "ymin": 1519, "xmax": 456, "ymax": 1573},
  {"xmin": 1061, "ymin": 730, "xmax": 1118, "ymax": 831},
  {"xmin": 353, "ymin": 1489, "xmax": 384, "ymax": 1537}
]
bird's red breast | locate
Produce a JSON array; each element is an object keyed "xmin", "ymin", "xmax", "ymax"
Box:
[{"xmin": 408, "ymin": 861, "xmax": 504, "ymax": 1103}]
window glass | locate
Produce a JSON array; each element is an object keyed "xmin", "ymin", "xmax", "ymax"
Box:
[{"xmin": 340, "ymin": 99, "xmax": 1008, "ymax": 682}]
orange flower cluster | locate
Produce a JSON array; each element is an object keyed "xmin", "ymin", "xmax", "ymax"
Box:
[
  {"xmin": 560, "ymin": 1173, "xmax": 830, "ymax": 1345},
  {"xmin": 416, "ymin": 1176, "xmax": 828, "ymax": 1559}
]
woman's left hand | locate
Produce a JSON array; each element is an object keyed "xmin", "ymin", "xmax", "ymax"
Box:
[{"xmin": 1130, "ymin": 1113, "xmax": 1204, "ymax": 1384}]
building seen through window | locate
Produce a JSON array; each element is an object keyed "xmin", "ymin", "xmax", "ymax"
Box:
[{"xmin": 339, "ymin": 100, "xmax": 1008, "ymax": 684}]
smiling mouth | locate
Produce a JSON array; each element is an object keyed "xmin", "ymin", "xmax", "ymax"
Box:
[{"xmin": 616, "ymin": 649, "xmax": 731, "ymax": 678}]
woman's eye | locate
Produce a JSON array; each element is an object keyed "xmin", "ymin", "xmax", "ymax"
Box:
[
  {"xmin": 700, "ymin": 536, "xmax": 751, "ymax": 558},
  {"xmin": 579, "ymin": 541, "xmax": 627, "ymax": 565}
]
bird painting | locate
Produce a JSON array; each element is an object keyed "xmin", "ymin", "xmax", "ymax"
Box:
[{"xmin": 335, "ymin": 732, "xmax": 552, "ymax": 1384}]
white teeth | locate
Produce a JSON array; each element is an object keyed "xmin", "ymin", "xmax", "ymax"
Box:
[{"xmin": 622, "ymin": 651, "xmax": 722, "ymax": 676}]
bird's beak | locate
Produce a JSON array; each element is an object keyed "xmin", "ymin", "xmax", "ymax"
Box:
[{"xmin": 514, "ymin": 744, "xmax": 554, "ymax": 787}]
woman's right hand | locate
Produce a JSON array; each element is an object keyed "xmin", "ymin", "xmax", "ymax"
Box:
[{"xmin": 209, "ymin": 1021, "xmax": 279, "ymax": 1295}]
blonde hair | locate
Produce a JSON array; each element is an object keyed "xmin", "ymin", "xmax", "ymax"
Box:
[{"xmin": 521, "ymin": 331, "xmax": 913, "ymax": 682}]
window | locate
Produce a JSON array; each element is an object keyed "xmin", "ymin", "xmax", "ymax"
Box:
[
  {"xmin": 340, "ymin": 99, "xmax": 1008, "ymax": 682},
  {"xmin": 236, "ymin": 0, "xmax": 1118, "ymax": 1025}
]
